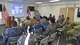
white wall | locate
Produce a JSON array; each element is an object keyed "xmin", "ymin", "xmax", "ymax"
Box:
[
  {"xmin": 36, "ymin": 4, "xmax": 74, "ymax": 20},
  {"xmin": 36, "ymin": 2, "xmax": 80, "ymax": 22}
]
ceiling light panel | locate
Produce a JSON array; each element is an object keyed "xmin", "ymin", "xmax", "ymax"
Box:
[
  {"xmin": 36, "ymin": 2, "xmax": 43, "ymax": 4},
  {"xmin": 49, "ymin": 0, "xmax": 60, "ymax": 2}
]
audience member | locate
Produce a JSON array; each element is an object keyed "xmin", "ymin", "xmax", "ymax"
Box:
[
  {"xmin": 49, "ymin": 14, "xmax": 52, "ymax": 20},
  {"xmin": 56, "ymin": 15, "xmax": 62, "ymax": 27},
  {"xmin": 24, "ymin": 16, "xmax": 31, "ymax": 25},
  {"xmin": 60, "ymin": 17, "xmax": 70, "ymax": 27},
  {"xmin": 30, "ymin": 17, "xmax": 36, "ymax": 25},
  {"xmin": 11, "ymin": 21, "xmax": 17, "ymax": 27},
  {"xmin": 40, "ymin": 16, "xmax": 43, "ymax": 19},
  {"xmin": 42, "ymin": 18, "xmax": 49, "ymax": 31},
  {"xmin": 61, "ymin": 15, "xmax": 65, "ymax": 21},
  {"xmin": 50, "ymin": 15, "xmax": 55, "ymax": 23},
  {"xmin": 43, "ymin": 19, "xmax": 56, "ymax": 36},
  {"xmin": 39, "ymin": 16, "xmax": 47, "ymax": 26},
  {"xmin": 33, "ymin": 19, "xmax": 42, "ymax": 29}
]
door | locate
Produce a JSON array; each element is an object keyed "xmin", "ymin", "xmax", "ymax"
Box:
[{"xmin": 67, "ymin": 7, "xmax": 75, "ymax": 23}]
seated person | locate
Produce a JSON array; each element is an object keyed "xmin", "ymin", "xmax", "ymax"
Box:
[
  {"xmin": 39, "ymin": 16, "xmax": 47, "ymax": 26},
  {"xmin": 3, "ymin": 21, "xmax": 22, "ymax": 42},
  {"xmin": 30, "ymin": 17, "xmax": 36, "ymax": 25},
  {"xmin": 42, "ymin": 19, "xmax": 49, "ymax": 32},
  {"xmin": 24, "ymin": 16, "xmax": 31, "ymax": 25},
  {"xmin": 59, "ymin": 17, "xmax": 70, "ymax": 27},
  {"xmin": 33, "ymin": 20, "xmax": 42, "ymax": 29},
  {"xmin": 55, "ymin": 16, "xmax": 62, "ymax": 27},
  {"xmin": 43, "ymin": 20, "xmax": 56, "ymax": 36},
  {"xmin": 32, "ymin": 21, "xmax": 42, "ymax": 33}
]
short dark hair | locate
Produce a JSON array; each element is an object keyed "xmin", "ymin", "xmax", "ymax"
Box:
[
  {"xmin": 11, "ymin": 21, "xmax": 17, "ymax": 27},
  {"xmin": 26, "ymin": 17, "xmax": 30, "ymax": 20},
  {"xmin": 67, "ymin": 17, "xmax": 69, "ymax": 20},
  {"xmin": 40, "ymin": 16, "xmax": 43, "ymax": 19},
  {"xmin": 33, "ymin": 17, "xmax": 35, "ymax": 19},
  {"xmin": 62, "ymin": 15, "xmax": 64, "ymax": 17},
  {"xmin": 50, "ymin": 14, "xmax": 52, "ymax": 16},
  {"xmin": 43, "ymin": 16, "xmax": 48, "ymax": 20}
]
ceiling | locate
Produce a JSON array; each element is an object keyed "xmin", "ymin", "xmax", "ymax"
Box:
[{"xmin": 1, "ymin": 0, "xmax": 80, "ymax": 4}]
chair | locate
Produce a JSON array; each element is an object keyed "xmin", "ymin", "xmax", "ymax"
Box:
[
  {"xmin": 0, "ymin": 35, "xmax": 4, "ymax": 45},
  {"xmin": 7, "ymin": 36, "xmax": 20, "ymax": 45},
  {"xmin": 40, "ymin": 36, "xmax": 49, "ymax": 45}
]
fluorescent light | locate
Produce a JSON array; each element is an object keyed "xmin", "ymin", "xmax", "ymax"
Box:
[
  {"xmin": 36, "ymin": 2, "xmax": 43, "ymax": 4},
  {"xmin": 9, "ymin": 0, "xmax": 13, "ymax": 1},
  {"xmin": 49, "ymin": 0, "xmax": 60, "ymax": 2}
]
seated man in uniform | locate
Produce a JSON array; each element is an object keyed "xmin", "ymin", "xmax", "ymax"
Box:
[{"xmin": 59, "ymin": 17, "xmax": 70, "ymax": 27}]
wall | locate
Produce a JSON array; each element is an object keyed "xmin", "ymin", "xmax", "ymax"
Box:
[
  {"xmin": 36, "ymin": 3, "xmax": 80, "ymax": 22},
  {"xmin": 36, "ymin": 4, "xmax": 74, "ymax": 21}
]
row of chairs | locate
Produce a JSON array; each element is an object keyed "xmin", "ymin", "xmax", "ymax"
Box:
[
  {"xmin": 0, "ymin": 23, "xmax": 79, "ymax": 45},
  {"xmin": 16, "ymin": 23, "xmax": 72, "ymax": 45},
  {"xmin": 0, "ymin": 27, "xmax": 23, "ymax": 45}
]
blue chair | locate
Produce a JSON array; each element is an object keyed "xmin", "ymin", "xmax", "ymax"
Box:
[
  {"xmin": 0, "ymin": 35, "xmax": 4, "ymax": 45},
  {"xmin": 3, "ymin": 27, "xmax": 23, "ymax": 45},
  {"xmin": 7, "ymin": 36, "xmax": 20, "ymax": 45}
]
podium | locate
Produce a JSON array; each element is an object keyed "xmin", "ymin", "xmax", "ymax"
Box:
[
  {"xmin": 5, "ymin": 16, "xmax": 15, "ymax": 28},
  {"xmin": 5, "ymin": 16, "xmax": 12, "ymax": 28}
]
